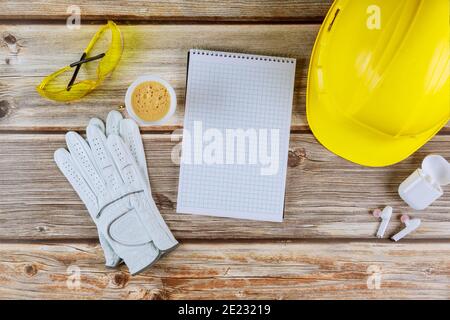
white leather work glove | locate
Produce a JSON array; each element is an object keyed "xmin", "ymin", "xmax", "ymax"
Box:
[
  {"xmin": 89, "ymin": 111, "xmax": 178, "ymax": 266},
  {"xmin": 54, "ymin": 112, "xmax": 178, "ymax": 275}
]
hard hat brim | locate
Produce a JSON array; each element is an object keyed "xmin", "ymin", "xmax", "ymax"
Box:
[{"xmin": 307, "ymin": 102, "xmax": 448, "ymax": 167}]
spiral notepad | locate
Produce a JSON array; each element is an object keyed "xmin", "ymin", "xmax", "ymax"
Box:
[{"xmin": 177, "ymin": 49, "xmax": 296, "ymax": 222}]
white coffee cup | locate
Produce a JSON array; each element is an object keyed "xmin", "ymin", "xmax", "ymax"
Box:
[{"xmin": 125, "ymin": 75, "xmax": 177, "ymax": 126}]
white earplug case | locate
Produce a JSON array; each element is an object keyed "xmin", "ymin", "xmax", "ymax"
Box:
[{"xmin": 399, "ymin": 155, "xmax": 450, "ymax": 210}]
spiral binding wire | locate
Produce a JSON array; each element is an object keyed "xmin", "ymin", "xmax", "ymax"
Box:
[{"xmin": 190, "ymin": 49, "xmax": 295, "ymax": 64}]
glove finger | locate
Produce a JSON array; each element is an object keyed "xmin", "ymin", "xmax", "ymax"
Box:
[
  {"xmin": 106, "ymin": 134, "xmax": 144, "ymax": 190},
  {"xmin": 106, "ymin": 110, "xmax": 123, "ymax": 136},
  {"xmin": 54, "ymin": 148, "xmax": 99, "ymax": 215},
  {"xmin": 66, "ymin": 131, "xmax": 108, "ymax": 201},
  {"xmin": 88, "ymin": 117, "xmax": 105, "ymax": 134},
  {"xmin": 86, "ymin": 124, "xmax": 125, "ymax": 198},
  {"xmin": 99, "ymin": 232, "xmax": 122, "ymax": 267},
  {"xmin": 119, "ymin": 118, "xmax": 151, "ymax": 188}
]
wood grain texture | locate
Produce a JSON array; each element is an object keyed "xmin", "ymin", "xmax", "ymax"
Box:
[
  {"xmin": 0, "ymin": 23, "xmax": 315, "ymax": 131},
  {"xmin": 1, "ymin": 0, "xmax": 448, "ymax": 302},
  {"xmin": 1, "ymin": 241, "xmax": 449, "ymax": 299},
  {"xmin": 1, "ymin": 133, "xmax": 449, "ymax": 240},
  {"xmin": 1, "ymin": 23, "xmax": 448, "ymax": 133},
  {"xmin": 1, "ymin": 24, "xmax": 448, "ymax": 133},
  {"xmin": 0, "ymin": 0, "xmax": 332, "ymax": 22}
]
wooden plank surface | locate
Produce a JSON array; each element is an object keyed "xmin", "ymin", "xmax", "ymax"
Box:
[
  {"xmin": 1, "ymin": 241, "xmax": 449, "ymax": 299},
  {"xmin": 1, "ymin": 1, "xmax": 450, "ymax": 300},
  {"xmin": 0, "ymin": 0, "xmax": 331, "ymax": 22},
  {"xmin": 1, "ymin": 133, "xmax": 449, "ymax": 240},
  {"xmin": 0, "ymin": 24, "xmax": 316, "ymax": 131},
  {"xmin": 1, "ymin": 24, "xmax": 448, "ymax": 133}
]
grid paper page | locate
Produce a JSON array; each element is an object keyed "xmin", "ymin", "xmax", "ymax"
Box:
[{"xmin": 177, "ymin": 49, "xmax": 296, "ymax": 222}]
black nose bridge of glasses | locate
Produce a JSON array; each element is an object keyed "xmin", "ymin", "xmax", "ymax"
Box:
[{"xmin": 66, "ymin": 52, "xmax": 106, "ymax": 91}]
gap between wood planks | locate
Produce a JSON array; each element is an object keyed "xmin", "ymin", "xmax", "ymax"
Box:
[
  {"xmin": 0, "ymin": 0, "xmax": 332, "ymax": 23},
  {"xmin": 1, "ymin": 238, "xmax": 450, "ymax": 245},
  {"xmin": 0, "ymin": 128, "xmax": 313, "ymax": 134},
  {"xmin": 1, "ymin": 128, "xmax": 450, "ymax": 135},
  {"xmin": 0, "ymin": 19, "xmax": 326, "ymax": 25}
]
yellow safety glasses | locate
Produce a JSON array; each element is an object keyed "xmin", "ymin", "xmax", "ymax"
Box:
[{"xmin": 36, "ymin": 21, "xmax": 123, "ymax": 102}]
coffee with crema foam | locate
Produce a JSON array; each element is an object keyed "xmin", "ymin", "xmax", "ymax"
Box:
[{"xmin": 131, "ymin": 81, "xmax": 171, "ymax": 122}]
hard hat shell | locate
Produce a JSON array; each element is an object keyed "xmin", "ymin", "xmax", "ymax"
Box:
[{"xmin": 306, "ymin": 0, "xmax": 450, "ymax": 167}]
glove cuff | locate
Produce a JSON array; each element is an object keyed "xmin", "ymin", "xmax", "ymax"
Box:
[{"xmin": 121, "ymin": 243, "xmax": 161, "ymax": 275}]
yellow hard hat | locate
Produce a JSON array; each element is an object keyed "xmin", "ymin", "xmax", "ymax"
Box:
[{"xmin": 307, "ymin": 0, "xmax": 450, "ymax": 167}]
